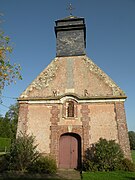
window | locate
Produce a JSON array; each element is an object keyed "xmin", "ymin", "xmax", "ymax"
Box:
[
  {"xmin": 62, "ymin": 99, "xmax": 77, "ymax": 118},
  {"xmin": 67, "ymin": 101, "xmax": 74, "ymax": 117}
]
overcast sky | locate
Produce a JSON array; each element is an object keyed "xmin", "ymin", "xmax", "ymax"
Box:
[{"xmin": 0, "ymin": 0, "xmax": 135, "ymax": 131}]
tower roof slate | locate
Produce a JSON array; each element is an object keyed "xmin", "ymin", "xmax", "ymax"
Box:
[{"xmin": 56, "ymin": 15, "xmax": 84, "ymax": 21}]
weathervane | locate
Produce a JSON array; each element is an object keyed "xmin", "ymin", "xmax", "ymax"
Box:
[{"xmin": 66, "ymin": 3, "xmax": 75, "ymax": 16}]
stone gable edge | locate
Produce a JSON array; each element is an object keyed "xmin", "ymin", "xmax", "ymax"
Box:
[
  {"xmin": 83, "ymin": 56, "xmax": 126, "ymax": 97},
  {"xmin": 19, "ymin": 57, "xmax": 59, "ymax": 98}
]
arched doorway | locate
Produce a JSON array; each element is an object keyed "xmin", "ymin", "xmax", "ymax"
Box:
[{"xmin": 59, "ymin": 133, "xmax": 81, "ymax": 169}]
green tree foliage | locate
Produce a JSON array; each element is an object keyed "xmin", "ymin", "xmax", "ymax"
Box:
[
  {"xmin": 0, "ymin": 32, "xmax": 22, "ymax": 91},
  {"xmin": 5, "ymin": 102, "xmax": 19, "ymax": 139},
  {"xmin": 128, "ymin": 131, "xmax": 135, "ymax": 150},
  {"xmin": 0, "ymin": 114, "xmax": 11, "ymax": 138},
  {"xmin": 83, "ymin": 138, "xmax": 124, "ymax": 171},
  {"xmin": 0, "ymin": 15, "xmax": 22, "ymax": 95},
  {"xmin": 9, "ymin": 133, "xmax": 39, "ymax": 172},
  {"xmin": 0, "ymin": 103, "xmax": 18, "ymax": 140}
]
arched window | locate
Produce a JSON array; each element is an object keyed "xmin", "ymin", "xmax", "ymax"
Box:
[
  {"xmin": 62, "ymin": 99, "xmax": 77, "ymax": 118},
  {"xmin": 67, "ymin": 101, "xmax": 74, "ymax": 117}
]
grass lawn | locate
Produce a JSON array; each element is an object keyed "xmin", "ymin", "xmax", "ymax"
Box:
[
  {"xmin": 82, "ymin": 171, "xmax": 135, "ymax": 180},
  {"xmin": 82, "ymin": 152, "xmax": 135, "ymax": 180},
  {"xmin": 0, "ymin": 137, "xmax": 11, "ymax": 152},
  {"xmin": 132, "ymin": 150, "xmax": 135, "ymax": 164}
]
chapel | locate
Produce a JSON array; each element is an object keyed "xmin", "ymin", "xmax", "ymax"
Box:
[{"xmin": 17, "ymin": 15, "xmax": 131, "ymax": 169}]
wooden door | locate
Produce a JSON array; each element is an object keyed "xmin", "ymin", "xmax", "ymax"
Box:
[{"xmin": 59, "ymin": 135, "xmax": 78, "ymax": 168}]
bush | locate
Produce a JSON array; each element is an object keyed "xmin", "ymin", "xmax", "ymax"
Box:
[
  {"xmin": 121, "ymin": 158, "xmax": 135, "ymax": 172},
  {"xmin": 0, "ymin": 134, "xmax": 57, "ymax": 174},
  {"xmin": 28, "ymin": 156, "xmax": 57, "ymax": 174},
  {"xmin": 83, "ymin": 138, "xmax": 124, "ymax": 171},
  {"xmin": 83, "ymin": 159, "xmax": 98, "ymax": 172},
  {"xmin": 128, "ymin": 131, "xmax": 135, "ymax": 150},
  {"xmin": 0, "ymin": 153, "xmax": 10, "ymax": 172},
  {"xmin": 9, "ymin": 133, "xmax": 39, "ymax": 172}
]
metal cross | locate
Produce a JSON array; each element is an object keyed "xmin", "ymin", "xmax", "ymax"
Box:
[{"xmin": 66, "ymin": 3, "xmax": 75, "ymax": 16}]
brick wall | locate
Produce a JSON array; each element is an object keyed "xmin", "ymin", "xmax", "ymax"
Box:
[
  {"xmin": 17, "ymin": 103, "xmax": 28, "ymax": 135},
  {"xmin": 26, "ymin": 104, "xmax": 51, "ymax": 154},
  {"xmin": 89, "ymin": 103, "xmax": 118, "ymax": 144},
  {"xmin": 115, "ymin": 102, "xmax": 131, "ymax": 159},
  {"xmin": 17, "ymin": 99, "xmax": 131, "ymax": 166}
]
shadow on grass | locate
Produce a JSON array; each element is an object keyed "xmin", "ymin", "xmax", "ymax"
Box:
[
  {"xmin": 125, "ymin": 177, "xmax": 135, "ymax": 180},
  {"xmin": 0, "ymin": 172, "xmax": 68, "ymax": 180}
]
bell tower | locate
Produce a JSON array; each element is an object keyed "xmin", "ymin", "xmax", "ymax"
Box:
[{"xmin": 55, "ymin": 16, "xmax": 86, "ymax": 57}]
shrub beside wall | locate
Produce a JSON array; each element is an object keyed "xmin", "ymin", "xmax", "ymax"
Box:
[
  {"xmin": 28, "ymin": 156, "xmax": 57, "ymax": 174},
  {"xmin": 83, "ymin": 138, "xmax": 135, "ymax": 172},
  {"xmin": 0, "ymin": 134, "xmax": 57, "ymax": 174}
]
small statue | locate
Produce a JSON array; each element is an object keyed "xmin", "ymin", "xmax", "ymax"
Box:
[{"xmin": 84, "ymin": 89, "xmax": 88, "ymax": 96}]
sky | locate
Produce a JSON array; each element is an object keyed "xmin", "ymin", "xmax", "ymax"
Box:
[{"xmin": 0, "ymin": 0, "xmax": 135, "ymax": 131}]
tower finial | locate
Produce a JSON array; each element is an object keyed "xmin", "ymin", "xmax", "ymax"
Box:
[{"xmin": 66, "ymin": 3, "xmax": 75, "ymax": 16}]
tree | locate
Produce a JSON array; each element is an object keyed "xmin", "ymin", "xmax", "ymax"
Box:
[
  {"xmin": 0, "ymin": 113, "xmax": 11, "ymax": 138},
  {"xmin": 0, "ymin": 15, "xmax": 22, "ymax": 95},
  {"xmin": 0, "ymin": 103, "xmax": 19, "ymax": 140},
  {"xmin": 5, "ymin": 102, "xmax": 19, "ymax": 121},
  {"xmin": 9, "ymin": 134, "xmax": 39, "ymax": 172},
  {"xmin": 128, "ymin": 131, "xmax": 135, "ymax": 150},
  {"xmin": 5, "ymin": 102, "xmax": 19, "ymax": 140}
]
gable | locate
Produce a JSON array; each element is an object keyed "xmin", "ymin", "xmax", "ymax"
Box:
[
  {"xmin": 19, "ymin": 55, "xmax": 126, "ymax": 100},
  {"xmin": 82, "ymin": 56, "xmax": 125, "ymax": 97}
]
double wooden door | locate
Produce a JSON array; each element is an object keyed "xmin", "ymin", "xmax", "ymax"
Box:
[{"xmin": 59, "ymin": 135, "xmax": 78, "ymax": 169}]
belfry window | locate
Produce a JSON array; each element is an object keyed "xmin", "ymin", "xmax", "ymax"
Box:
[{"xmin": 67, "ymin": 101, "xmax": 74, "ymax": 117}]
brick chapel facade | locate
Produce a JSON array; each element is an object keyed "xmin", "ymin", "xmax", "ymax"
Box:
[{"xmin": 17, "ymin": 15, "xmax": 131, "ymax": 168}]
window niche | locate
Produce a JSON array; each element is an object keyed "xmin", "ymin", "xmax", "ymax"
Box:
[
  {"xmin": 62, "ymin": 99, "xmax": 77, "ymax": 118},
  {"xmin": 67, "ymin": 101, "xmax": 74, "ymax": 117}
]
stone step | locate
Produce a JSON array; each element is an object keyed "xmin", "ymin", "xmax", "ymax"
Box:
[{"xmin": 56, "ymin": 169, "xmax": 81, "ymax": 180}]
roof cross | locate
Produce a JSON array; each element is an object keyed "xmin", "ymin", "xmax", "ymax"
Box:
[{"xmin": 66, "ymin": 3, "xmax": 75, "ymax": 16}]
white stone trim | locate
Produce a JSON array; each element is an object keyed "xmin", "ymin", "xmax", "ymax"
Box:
[{"xmin": 19, "ymin": 96, "xmax": 125, "ymax": 104}]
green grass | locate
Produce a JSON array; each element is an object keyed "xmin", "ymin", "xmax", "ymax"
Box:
[
  {"xmin": 132, "ymin": 150, "xmax": 135, "ymax": 164},
  {"xmin": 82, "ymin": 171, "xmax": 135, "ymax": 180},
  {"xmin": 82, "ymin": 151, "xmax": 135, "ymax": 180},
  {"xmin": 0, "ymin": 137, "xmax": 11, "ymax": 152}
]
